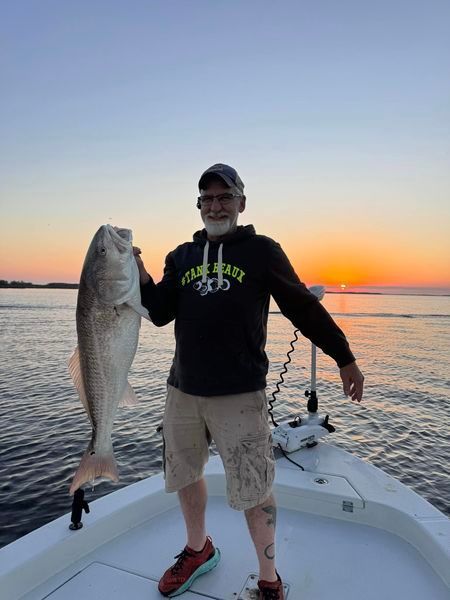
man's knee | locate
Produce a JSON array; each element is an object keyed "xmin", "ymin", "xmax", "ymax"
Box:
[{"xmin": 244, "ymin": 493, "xmax": 275, "ymax": 515}]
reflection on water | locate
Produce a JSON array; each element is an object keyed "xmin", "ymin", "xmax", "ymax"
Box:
[
  {"xmin": 0, "ymin": 289, "xmax": 449, "ymax": 549},
  {"xmin": 335, "ymin": 292, "xmax": 349, "ymax": 316}
]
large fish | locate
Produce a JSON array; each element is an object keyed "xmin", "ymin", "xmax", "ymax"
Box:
[{"xmin": 68, "ymin": 225, "xmax": 149, "ymax": 495}]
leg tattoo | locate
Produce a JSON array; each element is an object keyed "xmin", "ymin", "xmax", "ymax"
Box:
[
  {"xmin": 262, "ymin": 505, "xmax": 277, "ymax": 528},
  {"xmin": 264, "ymin": 542, "xmax": 275, "ymax": 560}
]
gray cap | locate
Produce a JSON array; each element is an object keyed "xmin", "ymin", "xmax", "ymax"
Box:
[{"xmin": 198, "ymin": 163, "xmax": 245, "ymax": 193}]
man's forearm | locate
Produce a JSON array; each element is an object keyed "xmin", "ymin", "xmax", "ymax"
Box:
[{"xmin": 291, "ymin": 301, "xmax": 355, "ymax": 367}]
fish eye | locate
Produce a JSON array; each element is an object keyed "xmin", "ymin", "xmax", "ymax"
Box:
[{"xmin": 99, "ymin": 247, "xmax": 107, "ymax": 256}]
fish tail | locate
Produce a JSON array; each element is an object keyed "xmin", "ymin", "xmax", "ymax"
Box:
[{"xmin": 69, "ymin": 447, "xmax": 119, "ymax": 495}]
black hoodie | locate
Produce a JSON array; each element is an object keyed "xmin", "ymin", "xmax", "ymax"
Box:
[{"xmin": 141, "ymin": 225, "xmax": 355, "ymax": 396}]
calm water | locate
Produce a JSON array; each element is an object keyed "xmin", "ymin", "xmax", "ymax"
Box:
[{"xmin": 0, "ymin": 289, "xmax": 449, "ymax": 549}]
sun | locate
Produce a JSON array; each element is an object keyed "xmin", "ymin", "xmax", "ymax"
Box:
[{"xmin": 340, "ymin": 284, "xmax": 347, "ymax": 291}]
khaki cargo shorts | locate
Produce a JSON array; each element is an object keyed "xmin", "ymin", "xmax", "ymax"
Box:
[{"xmin": 161, "ymin": 384, "xmax": 275, "ymax": 511}]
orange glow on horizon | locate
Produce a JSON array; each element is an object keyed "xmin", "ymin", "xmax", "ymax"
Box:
[
  {"xmin": 1, "ymin": 223, "xmax": 449, "ymax": 289},
  {"xmin": 285, "ymin": 229, "xmax": 450, "ymax": 289},
  {"xmin": 3, "ymin": 249, "xmax": 449, "ymax": 289}
]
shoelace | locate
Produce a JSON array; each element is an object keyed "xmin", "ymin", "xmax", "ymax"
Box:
[{"xmin": 170, "ymin": 548, "xmax": 195, "ymax": 574}]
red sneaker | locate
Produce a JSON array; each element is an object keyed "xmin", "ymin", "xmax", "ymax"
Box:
[
  {"xmin": 158, "ymin": 536, "xmax": 220, "ymax": 597},
  {"xmin": 257, "ymin": 572, "xmax": 285, "ymax": 599}
]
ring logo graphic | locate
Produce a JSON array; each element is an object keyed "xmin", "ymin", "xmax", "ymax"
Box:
[{"xmin": 193, "ymin": 277, "xmax": 231, "ymax": 296}]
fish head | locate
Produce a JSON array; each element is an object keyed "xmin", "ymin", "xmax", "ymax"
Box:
[{"xmin": 81, "ymin": 224, "xmax": 140, "ymax": 305}]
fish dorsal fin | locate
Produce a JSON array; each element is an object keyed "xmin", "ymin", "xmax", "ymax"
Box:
[
  {"xmin": 68, "ymin": 347, "xmax": 92, "ymax": 423},
  {"xmin": 118, "ymin": 381, "xmax": 139, "ymax": 407}
]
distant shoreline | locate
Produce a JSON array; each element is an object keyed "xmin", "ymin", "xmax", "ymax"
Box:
[
  {"xmin": 0, "ymin": 282, "xmax": 78, "ymax": 289},
  {"xmin": 1, "ymin": 282, "xmax": 449, "ymax": 297}
]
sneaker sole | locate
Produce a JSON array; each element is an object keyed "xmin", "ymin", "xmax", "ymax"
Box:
[{"xmin": 167, "ymin": 547, "xmax": 221, "ymax": 598}]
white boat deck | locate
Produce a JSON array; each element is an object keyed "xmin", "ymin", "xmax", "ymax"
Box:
[
  {"xmin": 2, "ymin": 442, "xmax": 449, "ymax": 600},
  {"xmin": 37, "ymin": 498, "xmax": 448, "ymax": 600}
]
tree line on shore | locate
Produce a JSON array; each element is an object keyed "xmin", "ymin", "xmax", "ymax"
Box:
[{"xmin": 0, "ymin": 280, "xmax": 78, "ymax": 289}]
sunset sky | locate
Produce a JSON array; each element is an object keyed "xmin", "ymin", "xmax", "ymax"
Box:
[{"xmin": 1, "ymin": 1, "xmax": 449, "ymax": 290}]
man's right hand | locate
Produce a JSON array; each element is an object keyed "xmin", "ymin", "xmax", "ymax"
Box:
[{"xmin": 133, "ymin": 246, "xmax": 151, "ymax": 285}]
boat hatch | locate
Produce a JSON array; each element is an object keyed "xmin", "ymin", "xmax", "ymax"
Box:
[
  {"xmin": 43, "ymin": 562, "xmax": 291, "ymax": 600},
  {"xmin": 44, "ymin": 562, "xmax": 203, "ymax": 599},
  {"xmin": 274, "ymin": 469, "xmax": 365, "ymax": 511}
]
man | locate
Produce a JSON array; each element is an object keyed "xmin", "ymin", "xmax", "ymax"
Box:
[{"xmin": 134, "ymin": 164, "xmax": 364, "ymax": 599}]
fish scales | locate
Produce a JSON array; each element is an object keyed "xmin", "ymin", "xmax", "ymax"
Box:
[
  {"xmin": 68, "ymin": 225, "xmax": 149, "ymax": 495},
  {"xmin": 77, "ymin": 290, "xmax": 140, "ymax": 446}
]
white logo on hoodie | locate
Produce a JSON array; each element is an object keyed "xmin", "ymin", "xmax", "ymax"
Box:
[{"xmin": 193, "ymin": 277, "xmax": 231, "ymax": 296}]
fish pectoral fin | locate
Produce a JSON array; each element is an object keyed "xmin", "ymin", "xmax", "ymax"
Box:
[
  {"xmin": 118, "ymin": 381, "xmax": 139, "ymax": 407},
  {"xmin": 68, "ymin": 347, "xmax": 92, "ymax": 422},
  {"xmin": 126, "ymin": 300, "xmax": 151, "ymax": 321}
]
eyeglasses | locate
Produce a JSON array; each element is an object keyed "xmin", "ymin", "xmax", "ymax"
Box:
[{"xmin": 197, "ymin": 192, "xmax": 242, "ymax": 208}]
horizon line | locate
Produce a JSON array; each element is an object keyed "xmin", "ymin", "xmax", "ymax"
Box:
[
  {"xmin": 1, "ymin": 280, "xmax": 449, "ymax": 297},
  {"xmin": 1, "ymin": 279, "xmax": 450, "ymax": 289}
]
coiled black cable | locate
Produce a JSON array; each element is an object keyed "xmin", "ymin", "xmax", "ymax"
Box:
[
  {"xmin": 268, "ymin": 328, "xmax": 300, "ymax": 428},
  {"xmin": 268, "ymin": 328, "xmax": 305, "ymax": 471}
]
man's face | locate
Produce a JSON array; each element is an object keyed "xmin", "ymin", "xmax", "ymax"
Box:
[{"xmin": 199, "ymin": 180, "xmax": 245, "ymax": 240}]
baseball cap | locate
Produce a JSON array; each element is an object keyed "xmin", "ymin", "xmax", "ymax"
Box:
[{"xmin": 198, "ymin": 163, "xmax": 245, "ymax": 193}]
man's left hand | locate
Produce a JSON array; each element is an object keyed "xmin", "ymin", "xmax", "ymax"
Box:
[{"xmin": 340, "ymin": 361, "xmax": 364, "ymax": 403}]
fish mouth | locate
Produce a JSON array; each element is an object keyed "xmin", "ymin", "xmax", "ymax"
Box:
[{"xmin": 103, "ymin": 224, "xmax": 133, "ymax": 248}]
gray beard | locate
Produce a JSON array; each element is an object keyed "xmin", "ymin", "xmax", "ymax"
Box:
[{"xmin": 203, "ymin": 217, "xmax": 231, "ymax": 237}]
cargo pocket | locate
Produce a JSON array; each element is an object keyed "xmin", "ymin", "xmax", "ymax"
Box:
[{"xmin": 238, "ymin": 432, "xmax": 274, "ymax": 503}]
